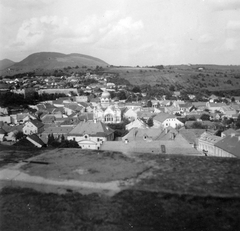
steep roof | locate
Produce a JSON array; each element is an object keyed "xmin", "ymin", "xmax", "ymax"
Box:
[
  {"xmin": 0, "ymin": 127, "xmax": 6, "ymax": 134},
  {"xmin": 199, "ymin": 132, "xmax": 222, "ymax": 144},
  {"xmin": 179, "ymin": 128, "xmax": 205, "ymax": 144},
  {"xmin": 43, "ymin": 126, "xmax": 73, "ymax": 134},
  {"xmin": 192, "ymin": 102, "xmax": 207, "ymax": 108},
  {"xmin": 27, "ymin": 134, "xmax": 46, "ymax": 146},
  {"xmin": 126, "ymin": 118, "xmax": 149, "ymax": 130},
  {"xmin": 208, "ymin": 102, "xmax": 226, "ymax": 108},
  {"xmin": 153, "ymin": 113, "xmax": 176, "ymax": 123},
  {"xmin": 123, "ymin": 127, "xmax": 177, "ymax": 141},
  {"xmin": 63, "ymin": 103, "xmax": 84, "ymax": 112},
  {"xmin": 68, "ymin": 121, "xmax": 114, "ymax": 137},
  {"xmin": 215, "ymin": 134, "xmax": 240, "ymax": 157},
  {"xmin": 30, "ymin": 119, "xmax": 44, "ymax": 128},
  {"xmin": 221, "ymin": 128, "xmax": 238, "ymax": 137}
]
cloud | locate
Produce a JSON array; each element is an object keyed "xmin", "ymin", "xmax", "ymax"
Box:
[
  {"xmin": 198, "ymin": 34, "xmax": 215, "ymax": 44},
  {"xmin": 208, "ymin": 0, "xmax": 240, "ymax": 11},
  {"xmin": 9, "ymin": 16, "xmax": 70, "ymax": 51},
  {"xmin": 224, "ymin": 38, "xmax": 239, "ymax": 50},
  {"xmin": 8, "ymin": 12, "xmax": 144, "ymax": 53},
  {"xmin": 217, "ymin": 37, "xmax": 240, "ymax": 52},
  {"xmin": 0, "ymin": 0, "xmax": 56, "ymax": 9},
  {"xmin": 96, "ymin": 17, "xmax": 144, "ymax": 49},
  {"xmin": 227, "ymin": 20, "xmax": 240, "ymax": 31}
]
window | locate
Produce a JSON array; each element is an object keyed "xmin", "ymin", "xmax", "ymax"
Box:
[{"xmin": 105, "ymin": 114, "xmax": 113, "ymax": 122}]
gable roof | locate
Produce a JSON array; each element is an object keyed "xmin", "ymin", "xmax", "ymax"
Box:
[
  {"xmin": 63, "ymin": 103, "xmax": 84, "ymax": 112},
  {"xmin": 0, "ymin": 124, "xmax": 23, "ymax": 133},
  {"xmin": 68, "ymin": 121, "xmax": 114, "ymax": 137},
  {"xmin": 43, "ymin": 126, "xmax": 73, "ymax": 134},
  {"xmin": 208, "ymin": 102, "xmax": 226, "ymax": 108},
  {"xmin": 215, "ymin": 134, "xmax": 240, "ymax": 157},
  {"xmin": 30, "ymin": 119, "xmax": 44, "ymax": 128},
  {"xmin": 122, "ymin": 127, "xmax": 177, "ymax": 141},
  {"xmin": 179, "ymin": 128, "xmax": 205, "ymax": 144},
  {"xmin": 27, "ymin": 134, "xmax": 46, "ymax": 146},
  {"xmin": 199, "ymin": 132, "xmax": 222, "ymax": 144},
  {"xmin": 179, "ymin": 102, "xmax": 193, "ymax": 108},
  {"xmin": 221, "ymin": 128, "xmax": 238, "ymax": 137},
  {"xmin": 192, "ymin": 102, "xmax": 207, "ymax": 108},
  {"xmin": 0, "ymin": 127, "xmax": 6, "ymax": 134},
  {"xmin": 153, "ymin": 113, "xmax": 176, "ymax": 123},
  {"xmin": 126, "ymin": 118, "xmax": 149, "ymax": 130}
]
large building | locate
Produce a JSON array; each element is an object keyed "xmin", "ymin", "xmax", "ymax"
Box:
[
  {"xmin": 93, "ymin": 90, "xmax": 122, "ymax": 124},
  {"xmin": 67, "ymin": 120, "xmax": 114, "ymax": 149}
]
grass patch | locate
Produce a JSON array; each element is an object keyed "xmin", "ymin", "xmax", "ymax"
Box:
[{"xmin": 0, "ymin": 187, "xmax": 240, "ymax": 231}]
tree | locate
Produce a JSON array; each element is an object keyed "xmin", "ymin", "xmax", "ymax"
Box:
[
  {"xmin": 15, "ymin": 131, "xmax": 24, "ymax": 140},
  {"xmin": 147, "ymin": 100, "xmax": 152, "ymax": 107},
  {"xmin": 191, "ymin": 122, "xmax": 206, "ymax": 129},
  {"xmin": 235, "ymin": 115, "xmax": 240, "ymax": 129},
  {"xmin": 117, "ymin": 91, "xmax": 127, "ymax": 100},
  {"xmin": 132, "ymin": 86, "xmax": 141, "ymax": 93},
  {"xmin": 200, "ymin": 114, "xmax": 210, "ymax": 121},
  {"xmin": 47, "ymin": 134, "xmax": 55, "ymax": 145},
  {"xmin": 147, "ymin": 117, "xmax": 154, "ymax": 127},
  {"xmin": 169, "ymin": 85, "xmax": 175, "ymax": 92}
]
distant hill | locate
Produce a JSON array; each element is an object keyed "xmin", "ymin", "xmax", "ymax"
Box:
[
  {"xmin": 0, "ymin": 59, "xmax": 15, "ymax": 70},
  {"xmin": 105, "ymin": 64, "xmax": 240, "ymax": 92},
  {"xmin": 1, "ymin": 52, "xmax": 109, "ymax": 75}
]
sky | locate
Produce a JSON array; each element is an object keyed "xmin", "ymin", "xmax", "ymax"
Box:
[{"xmin": 0, "ymin": 0, "xmax": 240, "ymax": 66}]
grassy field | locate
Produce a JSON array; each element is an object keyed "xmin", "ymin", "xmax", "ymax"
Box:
[
  {"xmin": 20, "ymin": 149, "xmax": 147, "ymax": 183},
  {"xmin": 106, "ymin": 65, "xmax": 240, "ymax": 92},
  {"xmin": 0, "ymin": 144, "xmax": 44, "ymax": 168},
  {"xmin": 0, "ymin": 187, "xmax": 240, "ymax": 231},
  {"xmin": 1, "ymin": 147, "xmax": 240, "ymax": 230}
]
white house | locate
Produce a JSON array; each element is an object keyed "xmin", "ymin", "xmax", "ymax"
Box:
[
  {"xmin": 125, "ymin": 118, "xmax": 148, "ymax": 131},
  {"xmin": 153, "ymin": 113, "xmax": 184, "ymax": 129},
  {"xmin": 123, "ymin": 108, "xmax": 139, "ymax": 121},
  {"xmin": 67, "ymin": 120, "xmax": 114, "ymax": 149},
  {"xmin": 23, "ymin": 119, "xmax": 44, "ymax": 135}
]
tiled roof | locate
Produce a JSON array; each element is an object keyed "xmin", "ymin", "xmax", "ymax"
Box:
[
  {"xmin": 208, "ymin": 103, "xmax": 226, "ymax": 107},
  {"xmin": 68, "ymin": 121, "xmax": 114, "ymax": 137},
  {"xmin": 123, "ymin": 127, "xmax": 177, "ymax": 141},
  {"xmin": 27, "ymin": 134, "xmax": 46, "ymax": 146},
  {"xmin": 221, "ymin": 128, "xmax": 238, "ymax": 137},
  {"xmin": 180, "ymin": 128, "xmax": 205, "ymax": 144},
  {"xmin": 199, "ymin": 132, "xmax": 222, "ymax": 144},
  {"xmin": 31, "ymin": 119, "xmax": 44, "ymax": 128},
  {"xmin": 0, "ymin": 124, "xmax": 23, "ymax": 133},
  {"xmin": 192, "ymin": 102, "xmax": 207, "ymax": 108},
  {"xmin": 153, "ymin": 113, "xmax": 176, "ymax": 122},
  {"xmin": 43, "ymin": 126, "xmax": 73, "ymax": 134},
  {"xmin": 215, "ymin": 134, "xmax": 240, "ymax": 157},
  {"xmin": 0, "ymin": 128, "xmax": 6, "ymax": 134}
]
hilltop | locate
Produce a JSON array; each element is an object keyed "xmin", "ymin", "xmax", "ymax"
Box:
[
  {"xmin": 0, "ymin": 59, "xmax": 15, "ymax": 71},
  {"xmin": 1, "ymin": 52, "xmax": 108, "ymax": 75},
  {"xmin": 105, "ymin": 64, "xmax": 240, "ymax": 93}
]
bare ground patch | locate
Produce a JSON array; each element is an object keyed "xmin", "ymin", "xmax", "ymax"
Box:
[{"xmin": 20, "ymin": 149, "xmax": 148, "ymax": 183}]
